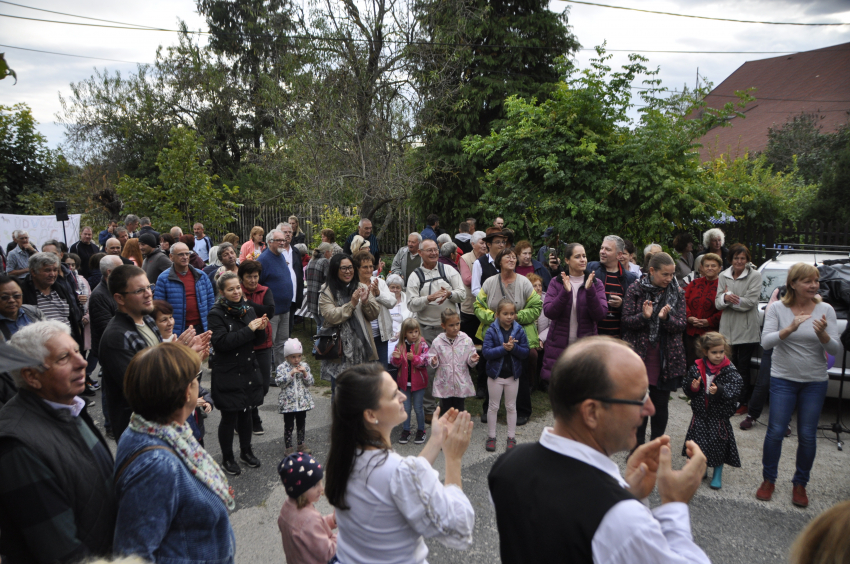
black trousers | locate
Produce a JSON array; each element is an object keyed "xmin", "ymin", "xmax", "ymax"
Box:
[
  {"xmin": 251, "ymin": 348, "xmax": 273, "ymax": 426},
  {"xmin": 748, "ymin": 349, "xmax": 773, "ymax": 420},
  {"xmin": 218, "ymin": 409, "xmax": 252, "ymax": 461},
  {"xmin": 284, "ymin": 411, "xmax": 307, "ymax": 448},
  {"xmin": 636, "ymin": 386, "xmax": 670, "ymax": 446},
  {"xmin": 440, "ymin": 397, "xmax": 466, "ymax": 413},
  {"xmin": 731, "ymin": 343, "xmax": 758, "ymax": 405}
]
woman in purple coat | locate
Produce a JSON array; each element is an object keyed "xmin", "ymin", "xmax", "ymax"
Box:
[{"xmin": 540, "ymin": 243, "xmax": 608, "ymax": 385}]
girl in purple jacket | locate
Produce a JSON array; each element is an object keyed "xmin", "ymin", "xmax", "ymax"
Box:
[{"xmin": 540, "ymin": 243, "xmax": 609, "ymax": 384}]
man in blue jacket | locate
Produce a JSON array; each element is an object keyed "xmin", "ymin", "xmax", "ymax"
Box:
[
  {"xmin": 153, "ymin": 242, "xmax": 215, "ymax": 336},
  {"xmin": 586, "ymin": 235, "xmax": 638, "ymax": 339},
  {"xmin": 257, "ymin": 229, "xmax": 294, "ymax": 370},
  {"xmin": 420, "ymin": 214, "xmax": 439, "ymax": 243}
]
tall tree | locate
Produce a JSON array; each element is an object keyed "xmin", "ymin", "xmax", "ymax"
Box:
[
  {"xmin": 411, "ymin": 0, "xmax": 580, "ymax": 228},
  {"xmin": 0, "ymin": 103, "xmax": 54, "ymax": 213}
]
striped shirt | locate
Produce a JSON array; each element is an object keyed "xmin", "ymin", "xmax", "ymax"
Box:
[
  {"xmin": 36, "ymin": 290, "xmax": 71, "ymax": 326},
  {"xmin": 597, "ymin": 271, "xmax": 624, "ymax": 337}
]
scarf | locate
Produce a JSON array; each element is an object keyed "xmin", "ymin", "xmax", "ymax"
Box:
[
  {"xmin": 218, "ymin": 296, "xmax": 251, "ymax": 318},
  {"xmin": 335, "ymin": 289, "xmax": 369, "ymax": 364},
  {"xmin": 128, "ymin": 413, "xmax": 235, "ymax": 510},
  {"xmin": 638, "ymin": 273, "xmax": 680, "ymax": 344},
  {"xmin": 695, "ymin": 357, "xmax": 731, "ymax": 407}
]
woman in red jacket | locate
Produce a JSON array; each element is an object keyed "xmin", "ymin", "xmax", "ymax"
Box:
[{"xmin": 684, "ymin": 253, "xmax": 723, "ymax": 367}]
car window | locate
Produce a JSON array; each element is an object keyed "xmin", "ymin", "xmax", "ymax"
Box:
[{"xmin": 760, "ymin": 269, "xmax": 787, "ymax": 302}]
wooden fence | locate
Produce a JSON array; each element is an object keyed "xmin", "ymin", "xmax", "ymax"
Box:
[
  {"xmin": 206, "ymin": 204, "xmax": 422, "ymax": 255},
  {"xmin": 721, "ymin": 220, "xmax": 850, "ymax": 266}
]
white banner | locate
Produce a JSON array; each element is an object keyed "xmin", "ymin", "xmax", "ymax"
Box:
[{"xmin": 0, "ymin": 213, "xmax": 81, "ymax": 249}]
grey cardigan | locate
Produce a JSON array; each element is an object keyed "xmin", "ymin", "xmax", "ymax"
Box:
[{"xmin": 715, "ymin": 264, "xmax": 762, "ymax": 345}]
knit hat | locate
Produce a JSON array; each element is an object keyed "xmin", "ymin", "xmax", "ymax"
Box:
[
  {"xmin": 283, "ymin": 338, "xmax": 303, "ymax": 357},
  {"xmin": 278, "ymin": 452, "xmax": 323, "ymax": 499},
  {"xmin": 139, "ymin": 233, "xmax": 158, "ymax": 248}
]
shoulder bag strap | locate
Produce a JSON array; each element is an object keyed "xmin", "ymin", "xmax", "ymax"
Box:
[{"xmin": 115, "ymin": 445, "xmax": 177, "ymax": 483}]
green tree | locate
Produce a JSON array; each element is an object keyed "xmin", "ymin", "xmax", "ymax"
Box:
[
  {"xmin": 116, "ymin": 127, "xmax": 239, "ymax": 232},
  {"xmin": 411, "ymin": 0, "xmax": 580, "ymax": 228},
  {"xmin": 0, "ymin": 103, "xmax": 54, "ymax": 213},
  {"xmin": 805, "ymin": 139, "xmax": 850, "ymax": 224}
]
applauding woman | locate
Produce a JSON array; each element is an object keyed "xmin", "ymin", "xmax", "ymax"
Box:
[
  {"xmin": 540, "ymin": 243, "xmax": 608, "ymax": 386},
  {"xmin": 622, "ymin": 252, "xmax": 687, "ymax": 445},
  {"xmin": 325, "ymin": 363, "xmax": 475, "ymax": 564},
  {"xmin": 353, "ymin": 250, "xmax": 397, "ymax": 367},
  {"xmin": 208, "ymin": 272, "xmax": 269, "ymax": 476}
]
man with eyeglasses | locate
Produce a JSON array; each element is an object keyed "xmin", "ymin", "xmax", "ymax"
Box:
[
  {"xmin": 153, "ymin": 242, "xmax": 216, "ymax": 337},
  {"xmin": 5, "ymin": 230, "xmax": 37, "ymax": 280},
  {"xmin": 258, "ymin": 229, "xmax": 294, "ymax": 371},
  {"xmin": 489, "ymin": 336, "xmax": 709, "ymax": 564},
  {"xmin": 0, "ymin": 321, "xmax": 117, "ymax": 562},
  {"xmin": 0, "ymin": 274, "xmax": 45, "ymax": 342}
]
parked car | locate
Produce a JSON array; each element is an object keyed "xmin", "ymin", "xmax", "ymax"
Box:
[{"xmin": 753, "ymin": 248, "xmax": 850, "ymax": 399}]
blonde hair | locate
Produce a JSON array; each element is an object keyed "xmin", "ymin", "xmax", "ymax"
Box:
[
  {"xmin": 697, "ymin": 332, "xmax": 731, "ymax": 359},
  {"xmin": 789, "ymin": 499, "xmax": 850, "ymax": 564},
  {"xmin": 296, "ymin": 493, "xmax": 312, "ymax": 509},
  {"xmin": 781, "ymin": 263, "xmax": 822, "ymax": 307},
  {"xmin": 249, "ymin": 226, "xmax": 264, "ymax": 242},
  {"xmin": 399, "ymin": 318, "xmax": 422, "ymax": 343}
]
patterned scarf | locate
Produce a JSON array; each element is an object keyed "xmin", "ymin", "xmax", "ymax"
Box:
[
  {"xmin": 218, "ymin": 296, "xmax": 251, "ymax": 318},
  {"xmin": 128, "ymin": 413, "xmax": 236, "ymax": 510},
  {"xmin": 638, "ymin": 273, "xmax": 680, "ymax": 344}
]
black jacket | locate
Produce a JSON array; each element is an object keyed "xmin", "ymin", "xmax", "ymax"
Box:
[
  {"xmin": 139, "ymin": 225, "xmax": 160, "ymax": 240},
  {"xmin": 142, "ymin": 248, "xmax": 172, "ymax": 285},
  {"xmin": 20, "ymin": 273, "xmax": 83, "ymax": 347},
  {"xmin": 291, "ymin": 246, "xmax": 305, "ymax": 309},
  {"xmin": 208, "ymin": 302, "xmax": 266, "ymax": 412},
  {"xmin": 70, "ymin": 240, "xmax": 99, "ymax": 279},
  {"xmin": 99, "ymin": 312, "xmax": 161, "ymax": 438},
  {"xmin": 89, "ymin": 279, "xmax": 116, "ymax": 358}
]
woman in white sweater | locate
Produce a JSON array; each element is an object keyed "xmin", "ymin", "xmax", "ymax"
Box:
[
  {"xmin": 325, "ymin": 363, "xmax": 475, "ymax": 564},
  {"xmin": 756, "ymin": 263, "xmax": 843, "ymax": 509}
]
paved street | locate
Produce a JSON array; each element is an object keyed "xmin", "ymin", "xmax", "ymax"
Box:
[{"xmin": 94, "ymin": 378, "xmax": 850, "ymax": 563}]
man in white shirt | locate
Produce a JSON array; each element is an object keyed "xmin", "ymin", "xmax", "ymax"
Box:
[{"xmin": 489, "ymin": 336, "xmax": 710, "ymax": 564}]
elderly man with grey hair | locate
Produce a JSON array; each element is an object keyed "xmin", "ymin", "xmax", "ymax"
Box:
[
  {"xmin": 203, "ymin": 241, "xmax": 239, "ymax": 291},
  {"xmin": 258, "ymin": 229, "xmax": 294, "ymax": 374},
  {"xmin": 344, "ymin": 217, "xmax": 380, "ymax": 262},
  {"xmin": 390, "ymin": 232, "xmax": 423, "ymax": 287},
  {"xmin": 5, "ymin": 229, "xmax": 36, "ymax": 279},
  {"xmin": 20, "ymin": 252, "xmax": 84, "ymax": 348},
  {"xmin": 124, "ymin": 214, "xmax": 140, "ymax": 237},
  {"xmin": 586, "ymin": 235, "xmax": 638, "ymax": 338},
  {"xmin": 0, "ymin": 320, "xmax": 117, "ymax": 562}
]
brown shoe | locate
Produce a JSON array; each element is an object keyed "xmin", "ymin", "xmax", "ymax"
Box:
[
  {"xmin": 756, "ymin": 480, "xmax": 775, "ymax": 501},
  {"xmin": 424, "ymin": 412, "xmax": 433, "ymax": 425},
  {"xmin": 792, "ymin": 484, "xmax": 809, "ymax": 508}
]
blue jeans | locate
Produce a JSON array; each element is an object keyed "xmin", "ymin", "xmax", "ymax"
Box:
[
  {"xmin": 762, "ymin": 377, "xmax": 828, "ymax": 486},
  {"xmin": 403, "ymin": 388, "xmax": 425, "ymax": 432},
  {"xmin": 376, "ymin": 338, "xmax": 389, "ymax": 369}
]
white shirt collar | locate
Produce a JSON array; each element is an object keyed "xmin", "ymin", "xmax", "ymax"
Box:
[
  {"xmin": 538, "ymin": 427, "xmax": 629, "ymax": 488},
  {"xmin": 43, "ymin": 396, "xmax": 86, "ymax": 418}
]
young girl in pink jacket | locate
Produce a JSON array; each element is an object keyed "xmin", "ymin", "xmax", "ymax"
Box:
[
  {"xmin": 390, "ymin": 318, "xmax": 429, "ymax": 445},
  {"xmin": 429, "ymin": 308, "xmax": 479, "ymax": 413}
]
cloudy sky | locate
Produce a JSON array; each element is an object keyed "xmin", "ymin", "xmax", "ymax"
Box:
[{"xmin": 2, "ymin": 0, "xmax": 849, "ymax": 148}]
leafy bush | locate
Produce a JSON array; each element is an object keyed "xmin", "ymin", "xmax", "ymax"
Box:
[{"xmin": 307, "ymin": 206, "xmax": 361, "ymax": 248}]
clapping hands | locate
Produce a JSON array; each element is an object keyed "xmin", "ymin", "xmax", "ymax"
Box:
[{"xmin": 503, "ymin": 336, "xmax": 516, "ymax": 351}]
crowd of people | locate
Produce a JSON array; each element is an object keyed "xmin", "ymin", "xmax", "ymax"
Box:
[{"xmin": 0, "ymin": 212, "xmax": 846, "ymax": 563}]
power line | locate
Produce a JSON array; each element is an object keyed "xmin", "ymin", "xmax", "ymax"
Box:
[
  {"xmin": 0, "ymin": 43, "xmax": 145, "ymax": 64},
  {"xmin": 564, "ymin": 0, "xmax": 850, "ymax": 26},
  {"xmin": 0, "ymin": 0, "xmax": 161, "ymax": 29}
]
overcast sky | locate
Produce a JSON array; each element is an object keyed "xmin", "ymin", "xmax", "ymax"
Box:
[{"xmin": 2, "ymin": 0, "xmax": 849, "ymax": 148}]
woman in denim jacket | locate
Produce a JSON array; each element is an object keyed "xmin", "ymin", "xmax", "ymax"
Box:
[{"xmin": 114, "ymin": 342, "xmax": 236, "ymax": 563}]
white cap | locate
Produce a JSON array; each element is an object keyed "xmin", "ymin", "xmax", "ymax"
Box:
[{"xmin": 283, "ymin": 338, "xmax": 303, "ymax": 358}]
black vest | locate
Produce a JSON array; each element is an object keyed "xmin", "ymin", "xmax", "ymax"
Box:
[
  {"xmin": 0, "ymin": 389, "xmax": 116, "ymax": 560},
  {"xmin": 488, "ymin": 442, "xmax": 635, "ymax": 564},
  {"xmin": 477, "ymin": 254, "xmax": 500, "ymax": 287}
]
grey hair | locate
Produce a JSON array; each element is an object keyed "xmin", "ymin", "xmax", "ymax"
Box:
[
  {"xmin": 217, "ymin": 271, "xmax": 240, "ymax": 292},
  {"xmin": 16, "ymin": 230, "xmax": 29, "ymax": 239},
  {"xmin": 643, "ymin": 243, "xmax": 662, "ymax": 258},
  {"xmin": 702, "ymin": 228, "xmax": 725, "ymax": 249},
  {"xmin": 11, "ymin": 229, "xmax": 20, "ymax": 239},
  {"xmin": 41, "ymin": 239, "xmax": 62, "ymax": 251},
  {"xmin": 419, "ymin": 238, "xmax": 438, "ymax": 251},
  {"xmin": 440, "ymin": 242, "xmax": 457, "ymax": 257},
  {"xmin": 471, "ymin": 231, "xmax": 487, "ymax": 245},
  {"xmin": 218, "ymin": 242, "xmax": 235, "ymax": 255},
  {"xmin": 602, "ymin": 235, "xmax": 625, "ymax": 253},
  {"xmin": 295, "ymin": 243, "xmax": 308, "ymax": 255},
  {"xmin": 124, "ymin": 214, "xmax": 140, "ymax": 226},
  {"xmin": 140, "ymin": 217, "xmax": 152, "ymax": 226},
  {"xmin": 115, "ymin": 227, "xmax": 128, "ymax": 236},
  {"xmin": 267, "ymin": 229, "xmax": 283, "ymax": 244},
  {"xmin": 386, "ymin": 274, "xmax": 404, "ymax": 287},
  {"xmin": 436, "ymin": 233, "xmax": 452, "ymax": 247},
  {"xmin": 408, "ymin": 232, "xmax": 422, "ymax": 244},
  {"xmin": 8, "ymin": 320, "xmax": 71, "ymax": 387},
  {"xmin": 99, "ymin": 255, "xmax": 123, "ymax": 275},
  {"xmin": 358, "ymin": 218, "xmax": 372, "ymax": 228},
  {"xmin": 29, "ymin": 252, "xmax": 60, "ymax": 271}
]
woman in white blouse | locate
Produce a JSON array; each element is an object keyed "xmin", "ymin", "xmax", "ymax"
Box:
[
  {"xmin": 325, "ymin": 363, "xmax": 475, "ymax": 564},
  {"xmin": 385, "ymin": 274, "xmax": 411, "ymax": 354}
]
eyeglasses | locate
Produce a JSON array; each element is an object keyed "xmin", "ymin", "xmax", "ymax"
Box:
[
  {"xmin": 339, "ymin": 265, "xmax": 354, "ymax": 272},
  {"xmin": 268, "ymin": 239, "xmax": 283, "ymax": 243},
  {"xmin": 121, "ymin": 284, "xmax": 154, "ymax": 296},
  {"xmin": 589, "ymin": 389, "xmax": 650, "ymax": 407},
  {"xmin": 0, "ymin": 293, "xmax": 22, "ymax": 301},
  {"xmin": 174, "ymin": 252, "xmax": 192, "ymax": 257}
]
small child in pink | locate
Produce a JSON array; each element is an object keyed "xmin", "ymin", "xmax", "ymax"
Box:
[
  {"xmin": 429, "ymin": 308, "xmax": 479, "ymax": 413},
  {"xmin": 277, "ymin": 452, "xmax": 337, "ymax": 564}
]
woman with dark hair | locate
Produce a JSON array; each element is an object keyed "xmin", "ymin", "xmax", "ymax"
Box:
[
  {"xmin": 159, "ymin": 233, "xmax": 175, "ymax": 254},
  {"xmin": 622, "ymin": 252, "xmax": 687, "ymax": 445},
  {"xmin": 715, "ymin": 243, "xmax": 762, "ymax": 414},
  {"xmin": 319, "ymin": 253, "xmax": 381, "ymax": 394},
  {"xmin": 673, "ymin": 233, "xmax": 696, "ymax": 282},
  {"xmin": 113, "ymin": 342, "xmax": 235, "ymax": 563},
  {"xmin": 238, "ymin": 260, "xmax": 275, "ymax": 434},
  {"xmin": 325, "ymin": 363, "xmax": 475, "ymax": 563},
  {"xmin": 208, "ymin": 271, "xmax": 269, "ymax": 475},
  {"xmin": 87, "ymin": 252, "xmax": 106, "ymax": 288},
  {"xmin": 684, "ymin": 252, "xmax": 723, "ymax": 366},
  {"xmin": 540, "ymin": 243, "xmax": 608, "ymax": 385}
]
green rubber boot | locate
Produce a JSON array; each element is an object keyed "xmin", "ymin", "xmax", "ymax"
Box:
[{"xmin": 710, "ymin": 465, "xmax": 723, "ymax": 490}]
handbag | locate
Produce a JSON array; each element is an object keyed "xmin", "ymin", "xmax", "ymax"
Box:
[{"xmin": 314, "ymin": 325, "xmax": 343, "ymax": 360}]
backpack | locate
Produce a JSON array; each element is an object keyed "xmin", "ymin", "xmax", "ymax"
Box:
[{"xmin": 413, "ymin": 263, "xmax": 450, "ymax": 294}]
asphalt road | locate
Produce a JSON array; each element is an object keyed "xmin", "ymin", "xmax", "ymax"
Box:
[{"xmin": 93, "ymin": 377, "xmax": 850, "ymax": 563}]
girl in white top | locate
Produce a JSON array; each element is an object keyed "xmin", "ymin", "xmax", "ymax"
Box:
[{"xmin": 325, "ymin": 363, "xmax": 475, "ymax": 564}]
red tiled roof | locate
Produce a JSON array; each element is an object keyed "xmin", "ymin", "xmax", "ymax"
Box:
[{"xmin": 696, "ymin": 42, "xmax": 850, "ymax": 161}]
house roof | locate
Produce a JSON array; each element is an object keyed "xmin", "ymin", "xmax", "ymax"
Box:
[{"xmin": 696, "ymin": 42, "xmax": 850, "ymax": 161}]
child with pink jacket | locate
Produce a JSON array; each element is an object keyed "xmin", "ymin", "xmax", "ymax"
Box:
[{"xmin": 429, "ymin": 308, "xmax": 479, "ymax": 413}]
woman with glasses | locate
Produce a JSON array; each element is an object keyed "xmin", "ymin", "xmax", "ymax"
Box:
[
  {"xmin": 0, "ymin": 274, "xmax": 45, "ymax": 407},
  {"xmin": 318, "ymin": 254, "xmax": 381, "ymax": 395},
  {"xmin": 622, "ymin": 252, "xmax": 687, "ymax": 446},
  {"xmin": 352, "ymin": 250, "xmax": 396, "ymax": 368}
]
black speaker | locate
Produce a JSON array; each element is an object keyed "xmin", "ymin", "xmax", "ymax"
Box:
[{"xmin": 54, "ymin": 201, "xmax": 69, "ymax": 221}]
